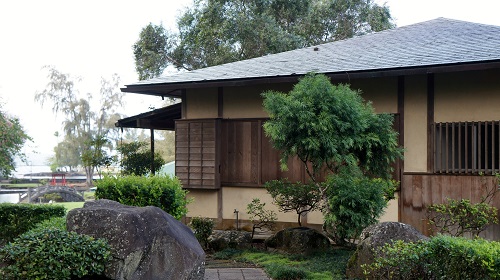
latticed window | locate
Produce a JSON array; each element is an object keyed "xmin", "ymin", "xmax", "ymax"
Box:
[{"xmin": 434, "ymin": 121, "xmax": 500, "ymax": 174}]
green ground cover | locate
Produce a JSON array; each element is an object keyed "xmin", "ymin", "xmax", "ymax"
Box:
[{"xmin": 213, "ymin": 247, "xmax": 353, "ymax": 280}]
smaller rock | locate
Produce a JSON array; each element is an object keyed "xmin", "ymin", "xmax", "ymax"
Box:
[
  {"xmin": 264, "ymin": 227, "xmax": 331, "ymax": 254},
  {"xmin": 208, "ymin": 230, "xmax": 252, "ymax": 251},
  {"xmin": 346, "ymin": 222, "xmax": 429, "ymax": 279}
]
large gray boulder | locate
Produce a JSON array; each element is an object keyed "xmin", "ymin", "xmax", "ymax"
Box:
[
  {"xmin": 66, "ymin": 199, "xmax": 205, "ymax": 280},
  {"xmin": 264, "ymin": 227, "xmax": 331, "ymax": 254},
  {"xmin": 346, "ymin": 222, "xmax": 429, "ymax": 279}
]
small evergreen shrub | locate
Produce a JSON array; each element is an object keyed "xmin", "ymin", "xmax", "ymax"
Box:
[
  {"xmin": 323, "ymin": 167, "xmax": 396, "ymax": 246},
  {"xmin": 265, "ymin": 263, "xmax": 307, "ymax": 280},
  {"xmin": 190, "ymin": 216, "xmax": 214, "ymax": 249},
  {"xmin": 95, "ymin": 174, "xmax": 190, "ymax": 219},
  {"xmin": 363, "ymin": 235, "xmax": 500, "ymax": 279},
  {"xmin": 0, "ymin": 203, "xmax": 66, "ymax": 244},
  {"xmin": 246, "ymin": 198, "xmax": 277, "ymax": 238},
  {"xmin": 0, "ymin": 228, "xmax": 111, "ymax": 280},
  {"xmin": 28, "ymin": 216, "xmax": 66, "ymax": 234}
]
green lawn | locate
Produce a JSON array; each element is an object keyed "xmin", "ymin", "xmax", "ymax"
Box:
[{"xmin": 53, "ymin": 201, "xmax": 85, "ymax": 211}]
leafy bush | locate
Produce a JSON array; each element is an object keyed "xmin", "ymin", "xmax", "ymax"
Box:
[
  {"xmin": 363, "ymin": 235, "xmax": 500, "ymax": 279},
  {"xmin": 246, "ymin": 198, "xmax": 277, "ymax": 238},
  {"xmin": 0, "ymin": 203, "xmax": 66, "ymax": 244},
  {"xmin": 117, "ymin": 141, "xmax": 165, "ymax": 176},
  {"xmin": 28, "ymin": 216, "xmax": 66, "ymax": 234},
  {"xmin": 265, "ymin": 263, "xmax": 307, "ymax": 280},
  {"xmin": 190, "ymin": 216, "xmax": 214, "ymax": 249},
  {"xmin": 264, "ymin": 180, "xmax": 322, "ymax": 226},
  {"xmin": 95, "ymin": 174, "xmax": 190, "ymax": 219},
  {"xmin": 0, "ymin": 228, "xmax": 111, "ymax": 280},
  {"xmin": 323, "ymin": 167, "xmax": 396, "ymax": 246},
  {"xmin": 428, "ymin": 198, "xmax": 498, "ymax": 237}
]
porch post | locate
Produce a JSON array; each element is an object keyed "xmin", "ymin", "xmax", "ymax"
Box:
[{"xmin": 150, "ymin": 128, "xmax": 155, "ymax": 175}]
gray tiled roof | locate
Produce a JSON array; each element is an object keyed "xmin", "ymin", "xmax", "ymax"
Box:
[{"xmin": 127, "ymin": 18, "xmax": 500, "ymax": 87}]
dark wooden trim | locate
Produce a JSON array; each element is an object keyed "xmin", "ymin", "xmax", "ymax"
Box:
[
  {"xmin": 181, "ymin": 89, "xmax": 187, "ymax": 119},
  {"xmin": 150, "ymin": 128, "xmax": 155, "ymax": 175},
  {"xmin": 427, "ymin": 74, "xmax": 435, "ymax": 172},
  {"xmin": 397, "ymin": 76, "xmax": 404, "ymax": 222},
  {"xmin": 121, "ymin": 60, "xmax": 500, "ymax": 97},
  {"xmin": 217, "ymin": 189, "xmax": 223, "ymax": 223},
  {"xmin": 218, "ymin": 87, "xmax": 223, "ymax": 118}
]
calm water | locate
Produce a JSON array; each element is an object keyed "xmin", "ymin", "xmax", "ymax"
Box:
[{"xmin": 0, "ymin": 194, "xmax": 20, "ymax": 203}]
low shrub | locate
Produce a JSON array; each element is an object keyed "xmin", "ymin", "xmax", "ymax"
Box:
[
  {"xmin": 213, "ymin": 248, "xmax": 243, "ymax": 260},
  {"xmin": 323, "ymin": 167, "xmax": 396, "ymax": 246},
  {"xmin": 95, "ymin": 174, "xmax": 190, "ymax": 220},
  {"xmin": 428, "ymin": 198, "xmax": 498, "ymax": 237},
  {"xmin": 190, "ymin": 216, "xmax": 214, "ymax": 249},
  {"xmin": 363, "ymin": 235, "xmax": 500, "ymax": 279},
  {"xmin": 28, "ymin": 216, "xmax": 66, "ymax": 234},
  {"xmin": 246, "ymin": 198, "xmax": 277, "ymax": 239},
  {"xmin": 0, "ymin": 203, "xmax": 65, "ymax": 244},
  {"xmin": 265, "ymin": 263, "xmax": 307, "ymax": 280},
  {"xmin": 0, "ymin": 228, "xmax": 111, "ymax": 280}
]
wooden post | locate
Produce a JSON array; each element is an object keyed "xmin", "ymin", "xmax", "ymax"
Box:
[{"xmin": 151, "ymin": 128, "xmax": 155, "ymax": 175}]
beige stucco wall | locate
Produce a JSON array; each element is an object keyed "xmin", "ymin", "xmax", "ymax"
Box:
[
  {"xmin": 222, "ymin": 186, "xmax": 297, "ymax": 223},
  {"xmin": 186, "ymin": 186, "xmax": 399, "ymax": 226},
  {"xmin": 223, "ymin": 84, "xmax": 293, "ymax": 118},
  {"xmin": 435, "ymin": 69, "xmax": 500, "ymax": 122},
  {"xmin": 404, "ymin": 75, "xmax": 428, "ymax": 172},
  {"xmin": 186, "ymin": 189, "xmax": 219, "ymax": 219},
  {"xmin": 185, "ymin": 88, "xmax": 218, "ymax": 119},
  {"xmin": 350, "ymin": 77, "xmax": 398, "ymax": 114}
]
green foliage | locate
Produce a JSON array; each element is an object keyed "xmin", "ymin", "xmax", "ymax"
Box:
[
  {"xmin": 428, "ymin": 198, "xmax": 499, "ymax": 237},
  {"xmin": 0, "ymin": 203, "xmax": 66, "ymax": 244},
  {"xmin": 212, "ymin": 248, "xmax": 243, "ymax": 260},
  {"xmin": 43, "ymin": 192, "xmax": 63, "ymax": 202},
  {"xmin": 266, "ymin": 263, "xmax": 307, "ymax": 280},
  {"xmin": 134, "ymin": 0, "xmax": 394, "ymax": 75},
  {"xmin": 133, "ymin": 23, "xmax": 173, "ymax": 80},
  {"xmin": 117, "ymin": 141, "xmax": 166, "ymax": 176},
  {"xmin": 235, "ymin": 248, "xmax": 353, "ymax": 280},
  {"xmin": 262, "ymin": 73, "xmax": 402, "ymax": 181},
  {"xmin": 363, "ymin": 235, "xmax": 500, "ymax": 279},
  {"xmin": 95, "ymin": 174, "xmax": 189, "ymax": 220},
  {"xmin": 427, "ymin": 179, "xmax": 499, "ymax": 237},
  {"xmin": 0, "ymin": 228, "xmax": 111, "ymax": 280},
  {"xmin": 0, "ymin": 106, "xmax": 31, "ymax": 178},
  {"xmin": 323, "ymin": 167, "xmax": 396, "ymax": 246},
  {"xmin": 189, "ymin": 216, "xmax": 215, "ymax": 249},
  {"xmin": 81, "ymin": 135, "xmax": 115, "ymax": 178},
  {"xmin": 246, "ymin": 198, "xmax": 277, "ymax": 238},
  {"xmin": 264, "ymin": 180, "xmax": 322, "ymax": 226},
  {"xmin": 28, "ymin": 216, "xmax": 67, "ymax": 234}
]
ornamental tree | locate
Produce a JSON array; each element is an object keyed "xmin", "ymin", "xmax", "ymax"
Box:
[
  {"xmin": 262, "ymin": 73, "xmax": 402, "ymax": 244},
  {"xmin": 0, "ymin": 106, "xmax": 31, "ymax": 178}
]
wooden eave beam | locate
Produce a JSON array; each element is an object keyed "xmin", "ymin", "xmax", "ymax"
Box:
[{"xmin": 120, "ymin": 60, "xmax": 500, "ymax": 96}]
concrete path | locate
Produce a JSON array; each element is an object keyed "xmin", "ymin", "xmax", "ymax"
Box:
[{"xmin": 204, "ymin": 268, "xmax": 271, "ymax": 280}]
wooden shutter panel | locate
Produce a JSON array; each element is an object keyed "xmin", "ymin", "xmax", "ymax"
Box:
[{"xmin": 175, "ymin": 119, "xmax": 220, "ymax": 189}]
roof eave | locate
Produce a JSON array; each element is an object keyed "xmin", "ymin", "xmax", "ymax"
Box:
[{"xmin": 121, "ymin": 60, "xmax": 500, "ymax": 97}]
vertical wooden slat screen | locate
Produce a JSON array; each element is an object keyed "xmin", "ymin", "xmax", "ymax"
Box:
[
  {"xmin": 434, "ymin": 120, "xmax": 500, "ymax": 175},
  {"xmin": 175, "ymin": 119, "xmax": 220, "ymax": 189}
]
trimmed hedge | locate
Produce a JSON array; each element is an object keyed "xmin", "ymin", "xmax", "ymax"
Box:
[
  {"xmin": 363, "ymin": 235, "xmax": 500, "ymax": 279},
  {"xmin": 95, "ymin": 175, "xmax": 190, "ymax": 220},
  {"xmin": 0, "ymin": 203, "xmax": 65, "ymax": 244},
  {"xmin": 0, "ymin": 228, "xmax": 110, "ymax": 280}
]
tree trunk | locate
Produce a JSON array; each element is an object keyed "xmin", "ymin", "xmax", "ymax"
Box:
[{"xmin": 85, "ymin": 166, "xmax": 94, "ymax": 188}]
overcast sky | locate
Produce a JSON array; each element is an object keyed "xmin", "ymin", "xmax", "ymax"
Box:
[{"xmin": 1, "ymin": 0, "xmax": 500, "ymax": 167}]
